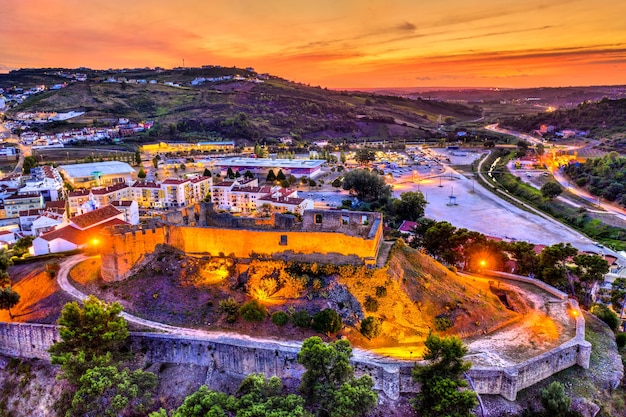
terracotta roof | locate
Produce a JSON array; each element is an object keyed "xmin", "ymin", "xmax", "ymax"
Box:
[
  {"xmin": 69, "ymin": 189, "xmax": 91, "ymax": 197},
  {"xmin": 258, "ymin": 195, "xmax": 305, "ymax": 205},
  {"xmin": 40, "ymin": 218, "xmax": 127, "ymax": 244},
  {"xmin": 162, "ymin": 178, "xmax": 189, "ymax": 185},
  {"xmin": 45, "ymin": 200, "xmax": 66, "ymax": 209},
  {"xmin": 190, "ymin": 176, "xmax": 210, "ymax": 184},
  {"xmin": 213, "ymin": 181, "xmax": 234, "ymax": 187},
  {"xmin": 91, "ymin": 183, "xmax": 129, "ymax": 194},
  {"xmin": 0, "ymin": 230, "xmax": 14, "ymax": 236},
  {"xmin": 398, "ymin": 220, "xmax": 418, "ymax": 233},
  {"xmin": 4, "ymin": 192, "xmax": 41, "ymax": 200},
  {"xmin": 70, "ymin": 205, "xmax": 122, "ymax": 229},
  {"xmin": 132, "ymin": 181, "xmax": 160, "ymax": 188},
  {"xmin": 111, "ymin": 200, "xmax": 133, "ymax": 207}
]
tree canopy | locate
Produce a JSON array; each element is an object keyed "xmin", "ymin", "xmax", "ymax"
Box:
[
  {"xmin": 342, "ymin": 169, "xmax": 391, "ymax": 203},
  {"xmin": 541, "ymin": 181, "xmax": 564, "ymax": 200},
  {"xmin": 412, "ymin": 334, "xmax": 477, "ymax": 417},
  {"xmin": 297, "ymin": 336, "xmax": 377, "ymax": 417},
  {"xmin": 391, "ymin": 191, "xmax": 427, "ymax": 222}
]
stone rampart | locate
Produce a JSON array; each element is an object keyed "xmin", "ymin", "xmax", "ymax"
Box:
[
  {"xmin": 100, "ymin": 211, "xmax": 384, "ymax": 281},
  {"xmin": 0, "ymin": 300, "xmax": 591, "ymax": 402}
]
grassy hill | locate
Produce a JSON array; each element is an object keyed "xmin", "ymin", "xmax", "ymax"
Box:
[
  {"xmin": 2, "ymin": 67, "xmax": 481, "ymax": 145},
  {"xmin": 502, "ymin": 97, "xmax": 626, "ymax": 152}
]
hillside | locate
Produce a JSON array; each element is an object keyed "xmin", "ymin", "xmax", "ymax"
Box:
[
  {"xmin": 2, "ymin": 67, "xmax": 481, "ymax": 144},
  {"xmin": 502, "ymin": 97, "xmax": 626, "ymax": 152}
]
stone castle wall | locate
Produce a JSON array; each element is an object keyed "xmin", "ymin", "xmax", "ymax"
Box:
[
  {"xmin": 100, "ymin": 211, "xmax": 383, "ymax": 282},
  {"xmin": 0, "ymin": 301, "xmax": 591, "ymax": 402}
]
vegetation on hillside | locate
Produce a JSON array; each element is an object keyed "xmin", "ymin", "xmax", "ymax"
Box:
[
  {"xmin": 563, "ymin": 152, "xmax": 626, "ymax": 207},
  {"xmin": 4, "ymin": 67, "xmax": 481, "ymax": 145},
  {"xmin": 502, "ymin": 98, "xmax": 626, "ymax": 152}
]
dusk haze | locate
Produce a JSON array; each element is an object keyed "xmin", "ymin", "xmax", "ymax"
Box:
[{"xmin": 2, "ymin": 0, "xmax": 626, "ymax": 88}]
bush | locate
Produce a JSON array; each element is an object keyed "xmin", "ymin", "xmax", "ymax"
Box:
[
  {"xmin": 292, "ymin": 310, "xmax": 312, "ymax": 328},
  {"xmin": 375, "ymin": 286, "xmax": 387, "ymax": 298},
  {"xmin": 239, "ymin": 300, "xmax": 268, "ymax": 322},
  {"xmin": 540, "ymin": 381, "xmax": 571, "ymax": 415},
  {"xmin": 360, "ymin": 317, "xmax": 381, "ymax": 339},
  {"xmin": 616, "ymin": 333, "xmax": 626, "ymax": 349},
  {"xmin": 312, "ymin": 308, "xmax": 342, "ymax": 334},
  {"xmin": 271, "ymin": 311, "xmax": 289, "ymax": 326},
  {"xmin": 590, "ymin": 303, "xmax": 620, "ymax": 331},
  {"xmin": 218, "ymin": 297, "xmax": 240, "ymax": 323},
  {"xmin": 364, "ymin": 297, "xmax": 379, "ymax": 313},
  {"xmin": 434, "ymin": 316, "xmax": 453, "ymax": 331}
]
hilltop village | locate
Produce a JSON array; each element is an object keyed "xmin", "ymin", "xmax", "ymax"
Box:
[{"xmin": 0, "ymin": 67, "xmax": 625, "ymax": 417}]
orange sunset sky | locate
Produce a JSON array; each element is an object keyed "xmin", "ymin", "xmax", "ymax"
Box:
[{"xmin": 2, "ymin": 0, "xmax": 626, "ymax": 89}]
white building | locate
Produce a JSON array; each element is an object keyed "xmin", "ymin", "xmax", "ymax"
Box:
[
  {"xmin": 58, "ymin": 161, "xmax": 136, "ymax": 188},
  {"xmin": 111, "ymin": 200, "xmax": 139, "ymax": 225}
]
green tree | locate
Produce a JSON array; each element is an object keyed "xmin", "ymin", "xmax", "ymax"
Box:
[
  {"xmin": 49, "ymin": 295, "xmax": 129, "ymax": 383},
  {"xmin": 354, "ymin": 149, "xmax": 376, "ymax": 165},
  {"xmin": 297, "ymin": 337, "xmax": 377, "ymax": 417},
  {"xmin": 342, "ymin": 169, "xmax": 391, "ymax": 203},
  {"xmin": 332, "ymin": 178, "xmax": 342, "ymax": 188},
  {"xmin": 168, "ymin": 385, "xmax": 234, "ymax": 417},
  {"xmin": 239, "ymin": 299, "xmax": 268, "ymax": 322},
  {"xmin": 412, "ymin": 334, "xmax": 477, "ymax": 417},
  {"xmin": 137, "ymin": 167, "xmax": 147, "ymax": 179},
  {"xmin": 70, "ymin": 365, "xmax": 157, "ymax": 417},
  {"xmin": 254, "ymin": 142, "xmax": 266, "ymax": 158},
  {"xmin": 236, "ymin": 374, "xmax": 310, "ymax": 417},
  {"xmin": 134, "ymin": 150, "xmax": 142, "ymax": 166},
  {"xmin": 267, "ymin": 169, "xmax": 277, "ymax": 182},
  {"xmin": 392, "ymin": 191, "xmax": 428, "ymax": 222},
  {"xmin": 203, "ymin": 167, "xmax": 212, "ymax": 177},
  {"xmin": 340, "ymin": 151, "xmax": 346, "ymax": 165},
  {"xmin": 0, "ymin": 249, "xmax": 12, "ymax": 285},
  {"xmin": 590, "ymin": 303, "xmax": 620, "ymax": 330},
  {"xmin": 540, "ymin": 381, "xmax": 571, "ymax": 416},
  {"xmin": 152, "ymin": 156, "xmax": 159, "ymax": 169},
  {"xmin": 573, "ymin": 253, "xmax": 609, "ymax": 307},
  {"xmin": 244, "ymin": 170, "xmax": 254, "ymax": 179},
  {"xmin": 276, "ymin": 169, "xmax": 287, "ymax": 181},
  {"xmin": 611, "ymin": 278, "xmax": 626, "ymax": 316},
  {"xmin": 541, "ymin": 181, "xmax": 564, "ymax": 200},
  {"xmin": 22, "ymin": 155, "xmax": 38, "ymax": 174},
  {"xmin": 180, "ymin": 163, "xmax": 187, "ymax": 171},
  {"xmin": 11, "ymin": 236, "xmax": 34, "ymax": 258},
  {"xmin": 227, "ymin": 167, "xmax": 235, "ymax": 179},
  {"xmin": 507, "ymin": 241, "xmax": 539, "ymax": 277},
  {"xmin": 537, "ymin": 243, "xmax": 577, "ymax": 288},
  {"xmin": 0, "ymin": 286, "xmax": 20, "ymax": 319},
  {"xmin": 312, "ymin": 308, "xmax": 342, "ymax": 334},
  {"xmin": 360, "ymin": 316, "xmax": 381, "ymax": 339}
]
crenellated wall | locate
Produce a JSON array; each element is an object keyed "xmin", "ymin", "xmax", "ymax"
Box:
[{"xmin": 99, "ymin": 210, "xmax": 384, "ymax": 282}]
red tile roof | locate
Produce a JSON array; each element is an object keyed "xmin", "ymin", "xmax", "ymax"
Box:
[
  {"xmin": 162, "ymin": 178, "xmax": 189, "ymax": 185},
  {"xmin": 111, "ymin": 200, "xmax": 133, "ymax": 207},
  {"xmin": 70, "ymin": 205, "xmax": 122, "ymax": 229},
  {"xmin": 45, "ymin": 200, "xmax": 66, "ymax": 209},
  {"xmin": 40, "ymin": 218, "xmax": 127, "ymax": 244},
  {"xmin": 132, "ymin": 181, "xmax": 160, "ymax": 188},
  {"xmin": 398, "ymin": 220, "xmax": 418, "ymax": 233},
  {"xmin": 69, "ymin": 189, "xmax": 91, "ymax": 197},
  {"xmin": 91, "ymin": 183, "xmax": 129, "ymax": 194}
]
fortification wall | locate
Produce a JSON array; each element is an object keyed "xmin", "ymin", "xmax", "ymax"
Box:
[
  {"xmin": 0, "ymin": 304, "xmax": 591, "ymax": 402},
  {"xmin": 170, "ymin": 226, "xmax": 380, "ymax": 263},
  {"xmin": 100, "ymin": 226, "xmax": 166, "ymax": 282}
]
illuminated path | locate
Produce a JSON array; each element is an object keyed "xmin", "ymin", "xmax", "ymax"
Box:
[{"xmin": 56, "ymin": 254, "xmax": 408, "ymax": 362}]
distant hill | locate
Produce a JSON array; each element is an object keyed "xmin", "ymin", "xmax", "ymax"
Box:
[
  {"xmin": 501, "ymin": 97, "xmax": 626, "ymax": 152},
  {"xmin": 1, "ymin": 67, "xmax": 481, "ymax": 145}
]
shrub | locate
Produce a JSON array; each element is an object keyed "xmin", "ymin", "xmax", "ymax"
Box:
[
  {"xmin": 292, "ymin": 310, "xmax": 312, "ymax": 328},
  {"xmin": 540, "ymin": 381, "xmax": 571, "ymax": 415},
  {"xmin": 312, "ymin": 308, "xmax": 342, "ymax": 334},
  {"xmin": 271, "ymin": 311, "xmax": 289, "ymax": 326},
  {"xmin": 239, "ymin": 300, "xmax": 268, "ymax": 322},
  {"xmin": 375, "ymin": 286, "xmax": 387, "ymax": 298},
  {"xmin": 364, "ymin": 297, "xmax": 379, "ymax": 313},
  {"xmin": 218, "ymin": 297, "xmax": 240, "ymax": 323},
  {"xmin": 360, "ymin": 317, "xmax": 381, "ymax": 339},
  {"xmin": 616, "ymin": 333, "xmax": 626, "ymax": 349},
  {"xmin": 434, "ymin": 316, "xmax": 453, "ymax": 331},
  {"xmin": 590, "ymin": 303, "xmax": 620, "ymax": 331}
]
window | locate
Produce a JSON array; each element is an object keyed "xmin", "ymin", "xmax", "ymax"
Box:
[
  {"xmin": 341, "ymin": 215, "xmax": 349, "ymax": 225},
  {"xmin": 279, "ymin": 235, "xmax": 288, "ymax": 245},
  {"xmin": 361, "ymin": 215, "xmax": 369, "ymax": 225},
  {"xmin": 315, "ymin": 214, "xmax": 323, "ymax": 224}
]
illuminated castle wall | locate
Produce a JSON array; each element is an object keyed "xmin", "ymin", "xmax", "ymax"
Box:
[{"xmin": 100, "ymin": 207, "xmax": 383, "ymax": 282}]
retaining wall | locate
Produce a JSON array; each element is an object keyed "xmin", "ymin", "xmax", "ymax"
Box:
[{"xmin": 0, "ymin": 307, "xmax": 591, "ymax": 401}]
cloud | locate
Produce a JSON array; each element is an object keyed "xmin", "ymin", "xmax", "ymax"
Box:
[{"xmin": 396, "ymin": 21, "xmax": 417, "ymax": 32}]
